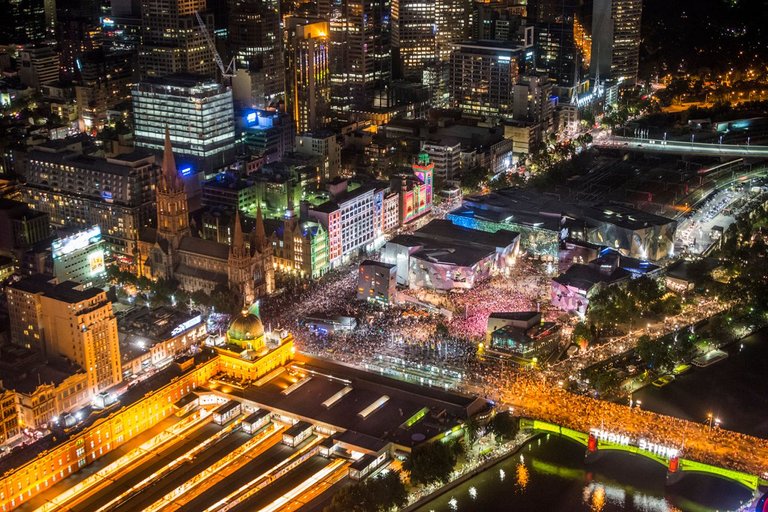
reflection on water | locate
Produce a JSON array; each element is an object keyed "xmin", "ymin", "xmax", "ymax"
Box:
[{"xmin": 417, "ymin": 435, "xmax": 752, "ymax": 512}]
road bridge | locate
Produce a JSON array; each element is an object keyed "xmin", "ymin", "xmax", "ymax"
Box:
[
  {"xmin": 520, "ymin": 419, "xmax": 767, "ymax": 491},
  {"xmin": 595, "ymin": 136, "xmax": 768, "ymax": 158}
]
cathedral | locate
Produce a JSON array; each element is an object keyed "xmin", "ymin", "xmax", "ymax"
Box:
[{"xmin": 138, "ymin": 129, "xmax": 274, "ymax": 304}]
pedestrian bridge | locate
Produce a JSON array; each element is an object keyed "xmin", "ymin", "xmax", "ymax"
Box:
[{"xmin": 521, "ymin": 418, "xmax": 768, "ymax": 492}]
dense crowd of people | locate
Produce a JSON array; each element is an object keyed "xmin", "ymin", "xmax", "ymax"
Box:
[{"xmin": 256, "ymin": 249, "xmax": 767, "ymax": 480}]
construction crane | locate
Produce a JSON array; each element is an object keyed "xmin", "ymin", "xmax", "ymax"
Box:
[{"xmin": 194, "ymin": 12, "xmax": 236, "ymax": 78}]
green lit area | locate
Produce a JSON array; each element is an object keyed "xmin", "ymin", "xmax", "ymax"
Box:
[
  {"xmin": 403, "ymin": 407, "xmax": 428, "ymax": 428},
  {"xmin": 522, "ymin": 419, "xmax": 763, "ymax": 491}
]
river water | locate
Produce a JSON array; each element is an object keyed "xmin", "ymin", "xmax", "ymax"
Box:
[
  {"xmin": 416, "ymin": 435, "xmax": 753, "ymax": 512},
  {"xmin": 633, "ymin": 328, "xmax": 768, "ymax": 438},
  {"xmin": 418, "ymin": 330, "xmax": 768, "ymax": 512}
]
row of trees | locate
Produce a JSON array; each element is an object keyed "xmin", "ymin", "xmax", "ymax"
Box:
[
  {"xmin": 587, "ymin": 276, "xmax": 682, "ymax": 334},
  {"xmin": 324, "ymin": 471, "xmax": 408, "ymax": 512},
  {"xmin": 107, "ymin": 266, "xmax": 242, "ymax": 314}
]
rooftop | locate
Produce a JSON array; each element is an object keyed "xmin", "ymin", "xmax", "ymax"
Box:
[
  {"xmin": 553, "ymin": 263, "xmax": 632, "ymax": 291},
  {"xmin": 9, "ymin": 276, "xmax": 103, "ymax": 304},
  {"xmin": 233, "ymin": 355, "xmax": 486, "ymax": 448}
]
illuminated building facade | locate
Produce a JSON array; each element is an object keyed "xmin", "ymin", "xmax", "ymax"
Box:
[
  {"xmin": 286, "ymin": 18, "xmax": 331, "ymax": 134},
  {"xmin": 270, "ymin": 213, "xmax": 330, "ymax": 279},
  {"xmin": 18, "ymin": 46, "xmax": 59, "ymax": 89},
  {"xmin": 132, "ymin": 74, "xmax": 237, "ymax": 177},
  {"xmin": 75, "ymin": 48, "xmax": 134, "ymax": 131},
  {"xmin": 295, "ymin": 131, "xmax": 341, "ymax": 181},
  {"xmin": 529, "ymin": 0, "xmax": 583, "ymax": 89},
  {"xmin": 137, "ymin": 0, "xmax": 215, "ymax": 78},
  {"xmin": 51, "ymin": 226, "xmax": 108, "ymax": 289},
  {"xmin": 590, "ymin": 0, "xmax": 642, "ymax": 84},
  {"xmin": 8, "ymin": 276, "xmax": 122, "ymax": 396},
  {"xmin": 322, "ymin": 0, "xmax": 392, "ymax": 111},
  {"xmin": 0, "ymin": 389, "xmax": 19, "ymax": 445},
  {"xmin": 228, "ymin": 0, "xmax": 285, "ymax": 108},
  {"xmin": 435, "ymin": 0, "xmax": 471, "ymax": 62},
  {"xmin": 140, "ymin": 131, "xmax": 274, "ymax": 301},
  {"xmin": 0, "ymin": 354, "xmax": 89, "ymax": 430},
  {"xmin": 449, "ymin": 41, "xmax": 524, "ymax": 117},
  {"xmin": 393, "ymin": 152, "xmax": 433, "ymax": 224},
  {"xmin": 392, "ymin": 0, "xmax": 437, "ymax": 79},
  {"xmin": 21, "ymin": 147, "xmax": 158, "ymax": 265}
]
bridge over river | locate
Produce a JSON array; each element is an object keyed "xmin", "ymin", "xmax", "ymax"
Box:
[{"xmin": 498, "ymin": 378, "xmax": 768, "ymax": 501}]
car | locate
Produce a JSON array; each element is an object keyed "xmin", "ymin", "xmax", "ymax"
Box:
[{"xmin": 651, "ymin": 375, "xmax": 676, "ymax": 387}]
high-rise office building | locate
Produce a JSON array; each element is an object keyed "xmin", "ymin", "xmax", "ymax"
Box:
[
  {"xmin": 229, "ymin": 0, "xmax": 285, "ymax": 108},
  {"xmin": 18, "ymin": 45, "xmax": 59, "ymax": 88},
  {"xmin": 76, "ymin": 48, "xmax": 134, "ymax": 130},
  {"xmin": 435, "ymin": 0, "xmax": 471, "ymax": 62},
  {"xmin": 392, "ymin": 0, "xmax": 436, "ymax": 79},
  {"xmin": 529, "ymin": 0, "xmax": 584, "ymax": 88},
  {"xmin": 1, "ymin": 0, "xmax": 47, "ymax": 43},
  {"xmin": 590, "ymin": 0, "xmax": 641, "ymax": 84},
  {"xmin": 138, "ymin": 0, "xmax": 216, "ymax": 78},
  {"xmin": 285, "ymin": 17, "xmax": 330, "ymax": 134},
  {"xmin": 132, "ymin": 74, "xmax": 237, "ymax": 177},
  {"xmin": 449, "ymin": 41, "xmax": 524, "ymax": 117},
  {"xmin": 321, "ymin": 0, "xmax": 391, "ymax": 112},
  {"xmin": 7, "ymin": 277, "xmax": 122, "ymax": 396}
]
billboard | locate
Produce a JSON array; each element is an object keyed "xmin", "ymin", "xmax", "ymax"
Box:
[{"xmin": 52, "ymin": 226, "xmax": 102, "ymax": 259}]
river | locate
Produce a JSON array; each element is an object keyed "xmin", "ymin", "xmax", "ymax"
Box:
[
  {"xmin": 416, "ymin": 435, "xmax": 754, "ymax": 512},
  {"xmin": 633, "ymin": 327, "xmax": 768, "ymax": 438},
  {"xmin": 418, "ymin": 329, "xmax": 768, "ymax": 512}
]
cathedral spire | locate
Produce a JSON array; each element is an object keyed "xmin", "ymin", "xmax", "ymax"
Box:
[
  {"xmin": 254, "ymin": 205, "xmax": 267, "ymax": 251},
  {"xmin": 231, "ymin": 209, "xmax": 246, "ymax": 258},
  {"xmin": 161, "ymin": 126, "xmax": 183, "ymax": 193}
]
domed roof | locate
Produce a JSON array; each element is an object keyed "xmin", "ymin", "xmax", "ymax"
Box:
[{"xmin": 227, "ymin": 310, "xmax": 265, "ymax": 342}]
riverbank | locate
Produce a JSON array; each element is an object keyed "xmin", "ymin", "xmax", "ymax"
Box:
[{"xmin": 402, "ymin": 433, "xmax": 535, "ymax": 512}]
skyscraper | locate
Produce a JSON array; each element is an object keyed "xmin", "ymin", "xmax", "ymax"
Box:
[
  {"xmin": 322, "ymin": 0, "xmax": 392, "ymax": 112},
  {"xmin": 590, "ymin": 0, "xmax": 642, "ymax": 84},
  {"xmin": 138, "ymin": 0, "xmax": 216, "ymax": 78},
  {"xmin": 228, "ymin": 0, "xmax": 285, "ymax": 108},
  {"xmin": 285, "ymin": 18, "xmax": 331, "ymax": 134},
  {"xmin": 1, "ymin": 0, "xmax": 47, "ymax": 43},
  {"xmin": 392, "ymin": 0, "xmax": 436, "ymax": 79},
  {"xmin": 529, "ymin": 0, "xmax": 584, "ymax": 88}
]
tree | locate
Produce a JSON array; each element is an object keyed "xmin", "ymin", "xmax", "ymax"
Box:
[
  {"xmin": 324, "ymin": 471, "xmax": 407, "ymax": 512},
  {"xmin": 404, "ymin": 440, "xmax": 460, "ymax": 485},
  {"xmin": 571, "ymin": 321, "xmax": 592, "ymax": 349},
  {"xmin": 636, "ymin": 334, "xmax": 674, "ymax": 372},
  {"xmin": 210, "ymin": 284, "xmax": 242, "ymax": 314},
  {"xmin": 489, "ymin": 411, "xmax": 518, "ymax": 443}
]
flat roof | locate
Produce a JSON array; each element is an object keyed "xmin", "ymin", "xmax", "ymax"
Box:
[
  {"xmin": 9, "ymin": 277, "xmax": 103, "ymax": 304},
  {"xmin": 233, "ymin": 355, "xmax": 485, "ymax": 448}
]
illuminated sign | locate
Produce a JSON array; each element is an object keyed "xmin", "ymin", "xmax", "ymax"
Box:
[
  {"xmin": 246, "ymin": 112, "xmax": 257, "ymax": 124},
  {"xmin": 52, "ymin": 226, "xmax": 102, "ymax": 259},
  {"xmin": 101, "ymin": 190, "xmax": 113, "ymax": 202},
  {"xmin": 180, "ymin": 166, "xmax": 193, "ymax": 177},
  {"xmin": 101, "ymin": 17, "xmax": 115, "ymax": 27},
  {"xmin": 590, "ymin": 428, "xmax": 679, "ymax": 459},
  {"xmin": 170, "ymin": 315, "xmax": 202, "ymax": 337},
  {"xmin": 497, "ymin": 55, "xmax": 511, "ymax": 63},
  {"xmin": 88, "ymin": 250, "xmax": 106, "ymax": 275}
]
